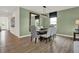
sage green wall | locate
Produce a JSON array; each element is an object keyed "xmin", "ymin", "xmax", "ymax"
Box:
[
  {"xmin": 20, "ymin": 8, "xmax": 44, "ymax": 36},
  {"xmin": 20, "ymin": 7, "xmax": 50, "ymax": 36},
  {"xmin": 20, "ymin": 7, "xmax": 30, "ymax": 36},
  {"xmin": 40, "ymin": 15, "xmax": 50, "ymax": 28},
  {"xmin": 57, "ymin": 7, "xmax": 79, "ymax": 36},
  {"xmin": 40, "ymin": 15, "xmax": 44, "ymax": 26},
  {"xmin": 43, "ymin": 17, "xmax": 50, "ymax": 28}
]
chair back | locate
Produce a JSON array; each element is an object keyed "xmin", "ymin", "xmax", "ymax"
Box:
[
  {"xmin": 31, "ymin": 25, "xmax": 38, "ymax": 38},
  {"xmin": 50, "ymin": 26, "xmax": 56, "ymax": 36},
  {"xmin": 46, "ymin": 27, "xmax": 52, "ymax": 37},
  {"xmin": 47, "ymin": 25, "xmax": 56, "ymax": 37}
]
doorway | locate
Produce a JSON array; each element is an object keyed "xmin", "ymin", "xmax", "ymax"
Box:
[
  {"xmin": 0, "ymin": 17, "xmax": 9, "ymax": 30},
  {"xmin": 29, "ymin": 12, "xmax": 40, "ymax": 31}
]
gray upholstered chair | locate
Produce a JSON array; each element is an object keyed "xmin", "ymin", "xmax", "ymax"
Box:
[
  {"xmin": 31, "ymin": 25, "xmax": 39, "ymax": 43},
  {"xmin": 50, "ymin": 25, "xmax": 56, "ymax": 39},
  {"xmin": 40, "ymin": 25, "xmax": 56, "ymax": 43}
]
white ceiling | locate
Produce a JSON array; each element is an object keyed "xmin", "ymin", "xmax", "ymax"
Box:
[
  {"xmin": 22, "ymin": 6, "xmax": 76, "ymax": 14},
  {"xmin": 0, "ymin": 6, "xmax": 17, "ymax": 17},
  {"xmin": 0, "ymin": 6, "xmax": 76, "ymax": 17}
]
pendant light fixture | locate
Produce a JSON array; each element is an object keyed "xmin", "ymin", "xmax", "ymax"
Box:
[{"xmin": 41, "ymin": 6, "xmax": 48, "ymax": 17}]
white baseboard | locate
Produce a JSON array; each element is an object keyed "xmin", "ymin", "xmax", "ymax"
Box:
[
  {"xmin": 9, "ymin": 31, "xmax": 31, "ymax": 38},
  {"xmin": 57, "ymin": 34, "xmax": 73, "ymax": 38},
  {"xmin": 18, "ymin": 34, "xmax": 31, "ymax": 38},
  {"xmin": 10, "ymin": 31, "xmax": 20, "ymax": 38}
]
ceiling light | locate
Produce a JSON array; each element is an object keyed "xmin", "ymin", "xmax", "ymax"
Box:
[{"xmin": 41, "ymin": 6, "xmax": 48, "ymax": 17}]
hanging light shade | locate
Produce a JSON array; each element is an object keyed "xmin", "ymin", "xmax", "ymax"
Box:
[{"xmin": 41, "ymin": 6, "xmax": 48, "ymax": 17}]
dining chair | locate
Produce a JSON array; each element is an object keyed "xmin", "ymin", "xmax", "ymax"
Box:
[
  {"xmin": 30, "ymin": 25, "xmax": 39, "ymax": 43},
  {"xmin": 50, "ymin": 25, "xmax": 56, "ymax": 39},
  {"xmin": 40, "ymin": 25, "xmax": 56, "ymax": 43}
]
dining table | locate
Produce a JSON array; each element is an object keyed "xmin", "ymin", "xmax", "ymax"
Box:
[
  {"xmin": 37, "ymin": 28, "xmax": 47, "ymax": 35},
  {"xmin": 36, "ymin": 28, "xmax": 48, "ymax": 41}
]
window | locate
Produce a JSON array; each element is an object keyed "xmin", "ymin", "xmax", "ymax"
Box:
[{"xmin": 50, "ymin": 17, "xmax": 57, "ymax": 25}]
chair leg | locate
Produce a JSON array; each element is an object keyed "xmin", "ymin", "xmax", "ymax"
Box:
[
  {"xmin": 49, "ymin": 37, "xmax": 51, "ymax": 42},
  {"xmin": 31, "ymin": 36, "xmax": 32, "ymax": 41},
  {"xmin": 45, "ymin": 39, "xmax": 47, "ymax": 43},
  {"xmin": 35, "ymin": 38, "xmax": 37, "ymax": 43},
  {"xmin": 53, "ymin": 35, "xmax": 54, "ymax": 41}
]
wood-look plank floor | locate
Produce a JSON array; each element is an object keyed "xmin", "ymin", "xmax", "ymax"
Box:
[{"xmin": 0, "ymin": 30, "xmax": 73, "ymax": 53}]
